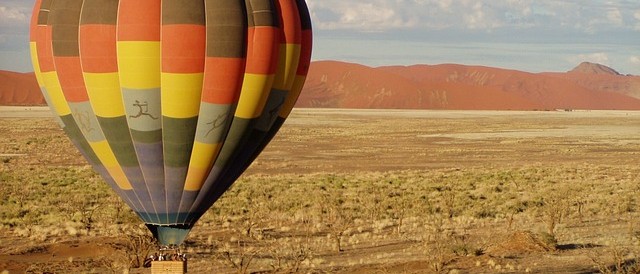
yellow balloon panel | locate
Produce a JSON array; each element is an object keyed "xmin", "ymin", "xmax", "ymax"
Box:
[
  {"xmin": 84, "ymin": 72, "xmax": 125, "ymax": 118},
  {"xmin": 117, "ymin": 41, "xmax": 161, "ymax": 89}
]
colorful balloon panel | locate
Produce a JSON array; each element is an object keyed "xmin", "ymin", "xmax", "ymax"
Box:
[{"xmin": 30, "ymin": 0, "xmax": 312, "ymax": 246}]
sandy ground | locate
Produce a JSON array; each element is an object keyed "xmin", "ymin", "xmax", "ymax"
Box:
[
  {"xmin": 2, "ymin": 108, "xmax": 640, "ymax": 273},
  {"xmin": 252, "ymin": 108, "xmax": 640, "ymax": 173}
]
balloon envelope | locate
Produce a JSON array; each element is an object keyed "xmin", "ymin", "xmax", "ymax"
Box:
[{"xmin": 30, "ymin": 0, "xmax": 312, "ymax": 246}]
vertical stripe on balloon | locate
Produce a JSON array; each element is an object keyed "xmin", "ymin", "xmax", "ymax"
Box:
[
  {"xmin": 280, "ymin": 0, "xmax": 313, "ymax": 118},
  {"xmin": 252, "ymin": 0, "xmax": 302, "ymax": 133},
  {"xmin": 80, "ymin": 0, "xmax": 159, "ymax": 223},
  {"xmin": 30, "ymin": 0, "xmax": 60, "ymax": 126},
  {"xmin": 198, "ymin": 0, "xmax": 313, "ymax": 214},
  {"xmin": 30, "ymin": 0, "xmax": 144, "ymax": 217},
  {"xmin": 177, "ymin": 0, "xmax": 248, "ymax": 223},
  {"xmin": 117, "ymin": 0, "xmax": 166, "ymax": 223},
  {"xmin": 187, "ymin": 0, "xmax": 280, "ymax": 222},
  {"xmin": 50, "ymin": 0, "xmax": 136, "ymax": 191},
  {"xmin": 48, "ymin": 0, "xmax": 162, "ymax": 222},
  {"xmin": 161, "ymin": 0, "xmax": 207, "ymax": 223}
]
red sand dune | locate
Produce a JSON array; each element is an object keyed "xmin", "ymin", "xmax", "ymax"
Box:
[
  {"xmin": 298, "ymin": 61, "xmax": 640, "ymax": 110},
  {"xmin": 3, "ymin": 61, "xmax": 640, "ymax": 110},
  {"xmin": 0, "ymin": 70, "xmax": 44, "ymax": 106}
]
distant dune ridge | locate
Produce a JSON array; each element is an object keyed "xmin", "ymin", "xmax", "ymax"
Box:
[
  {"xmin": 0, "ymin": 70, "xmax": 44, "ymax": 106},
  {"xmin": 2, "ymin": 61, "xmax": 640, "ymax": 110},
  {"xmin": 298, "ymin": 61, "xmax": 640, "ymax": 110}
]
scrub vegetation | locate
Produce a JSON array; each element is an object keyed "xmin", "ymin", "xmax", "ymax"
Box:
[{"xmin": 2, "ymin": 109, "xmax": 640, "ymax": 273}]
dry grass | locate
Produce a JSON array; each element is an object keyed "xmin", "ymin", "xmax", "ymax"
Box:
[{"xmin": 2, "ymin": 109, "xmax": 640, "ymax": 273}]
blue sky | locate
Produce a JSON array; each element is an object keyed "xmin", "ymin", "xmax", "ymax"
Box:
[{"xmin": 1, "ymin": 0, "xmax": 640, "ymax": 74}]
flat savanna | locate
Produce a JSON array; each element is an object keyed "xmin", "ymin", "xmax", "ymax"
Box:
[{"xmin": 2, "ymin": 108, "xmax": 640, "ymax": 273}]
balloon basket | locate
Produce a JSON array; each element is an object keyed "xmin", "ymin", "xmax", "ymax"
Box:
[
  {"xmin": 148, "ymin": 246, "xmax": 187, "ymax": 274},
  {"xmin": 151, "ymin": 261, "xmax": 187, "ymax": 274}
]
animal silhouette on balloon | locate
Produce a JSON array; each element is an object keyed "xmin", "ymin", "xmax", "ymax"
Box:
[{"xmin": 30, "ymin": 0, "xmax": 312, "ymax": 247}]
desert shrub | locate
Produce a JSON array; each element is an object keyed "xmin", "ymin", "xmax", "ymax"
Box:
[
  {"xmin": 537, "ymin": 190, "xmax": 571, "ymax": 236},
  {"xmin": 216, "ymin": 239, "xmax": 259, "ymax": 274},
  {"xmin": 266, "ymin": 236, "xmax": 313, "ymax": 273},
  {"xmin": 421, "ymin": 214, "xmax": 455, "ymax": 273},
  {"xmin": 590, "ymin": 245, "xmax": 640, "ymax": 274},
  {"xmin": 114, "ymin": 224, "xmax": 156, "ymax": 269},
  {"xmin": 317, "ymin": 189, "xmax": 354, "ymax": 253}
]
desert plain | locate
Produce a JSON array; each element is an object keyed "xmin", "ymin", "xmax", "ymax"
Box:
[{"xmin": 2, "ymin": 107, "xmax": 640, "ymax": 273}]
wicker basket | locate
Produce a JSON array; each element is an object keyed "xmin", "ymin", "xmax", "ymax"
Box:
[{"xmin": 151, "ymin": 261, "xmax": 187, "ymax": 274}]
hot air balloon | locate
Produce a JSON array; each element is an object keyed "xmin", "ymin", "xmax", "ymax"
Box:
[{"xmin": 29, "ymin": 0, "xmax": 312, "ymax": 248}]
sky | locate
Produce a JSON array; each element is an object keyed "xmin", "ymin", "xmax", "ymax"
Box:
[{"xmin": 1, "ymin": 0, "xmax": 640, "ymax": 74}]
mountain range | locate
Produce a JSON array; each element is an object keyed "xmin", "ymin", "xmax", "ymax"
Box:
[{"xmin": 2, "ymin": 61, "xmax": 640, "ymax": 110}]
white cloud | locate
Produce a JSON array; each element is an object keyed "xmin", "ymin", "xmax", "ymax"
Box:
[
  {"xmin": 464, "ymin": 2, "xmax": 494, "ymax": 30},
  {"xmin": 0, "ymin": 6, "xmax": 28, "ymax": 24},
  {"xmin": 307, "ymin": 0, "xmax": 640, "ymax": 33},
  {"xmin": 437, "ymin": 0, "xmax": 453, "ymax": 11},
  {"xmin": 308, "ymin": 1, "xmax": 418, "ymax": 31},
  {"xmin": 629, "ymin": 56, "xmax": 640, "ymax": 65},
  {"xmin": 634, "ymin": 10, "xmax": 640, "ymax": 30},
  {"xmin": 606, "ymin": 8, "xmax": 623, "ymax": 25}
]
